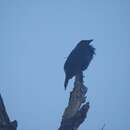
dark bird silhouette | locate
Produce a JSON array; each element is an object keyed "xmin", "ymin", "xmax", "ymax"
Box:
[{"xmin": 64, "ymin": 40, "xmax": 95, "ymax": 90}]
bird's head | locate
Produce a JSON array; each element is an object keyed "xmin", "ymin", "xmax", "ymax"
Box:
[
  {"xmin": 76, "ymin": 39, "xmax": 95, "ymax": 55},
  {"xmin": 76, "ymin": 39, "xmax": 94, "ymax": 48}
]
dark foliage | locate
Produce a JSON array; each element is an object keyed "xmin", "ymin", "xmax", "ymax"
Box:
[{"xmin": 64, "ymin": 40, "xmax": 95, "ymax": 89}]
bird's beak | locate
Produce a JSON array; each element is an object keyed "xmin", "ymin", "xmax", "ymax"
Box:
[
  {"xmin": 87, "ymin": 39, "xmax": 93, "ymax": 44},
  {"xmin": 89, "ymin": 39, "xmax": 93, "ymax": 42}
]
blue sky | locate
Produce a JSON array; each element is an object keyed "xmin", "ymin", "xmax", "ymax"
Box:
[{"xmin": 0, "ymin": 0, "xmax": 130, "ymax": 130}]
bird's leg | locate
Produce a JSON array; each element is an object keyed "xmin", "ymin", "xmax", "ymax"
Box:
[
  {"xmin": 79, "ymin": 72, "xmax": 83, "ymax": 83},
  {"xmin": 75, "ymin": 71, "xmax": 83, "ymax": 84},
  {"xmin": 75, "ymin": 72, "xmax": 86, "ymax": 94}
]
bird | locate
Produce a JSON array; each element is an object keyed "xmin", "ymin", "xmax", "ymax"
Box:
[{"xmin": 64, "ymin": 40, "xmax": 95, "ymax": 90}]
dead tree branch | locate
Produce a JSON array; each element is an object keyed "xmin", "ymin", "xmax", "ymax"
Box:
[
  {"xmin": 101, "ymin": 124, "xmax": 106, "ymax": 130},
  {"xmin": 58, "ymin": 73, "xmax": 89, "ymax": 130},
  {"xmin": 0, "ymin": 94, "xmax": 17, "ymax": 130}
]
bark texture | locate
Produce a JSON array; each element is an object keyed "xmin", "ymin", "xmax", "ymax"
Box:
[{"xmin": 58, "ymin": 73, "xmax": 89, "ymax": 130}]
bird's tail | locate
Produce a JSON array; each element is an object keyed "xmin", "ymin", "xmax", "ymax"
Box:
[{"xmin": 64, "ymin": 76, "xmax": 69, "ymax": 90}]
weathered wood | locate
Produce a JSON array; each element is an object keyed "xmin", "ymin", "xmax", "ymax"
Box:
[
  {"xmin": 58, "ymin": 73, "xmax": 89, "ymax": 130},
  {"xmin": 0, "ymin": 94, "xmax": 17, "ymax": 130}
]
